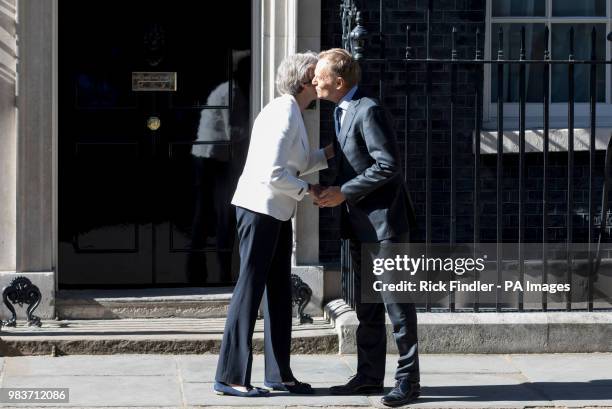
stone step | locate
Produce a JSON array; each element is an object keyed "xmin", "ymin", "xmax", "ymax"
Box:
[
  {"xmin": 325, "ymin": 299, "xmax": 612, "ymax": 354},
  {"xmin": 0, "ymin": 317, "xmax": 338, "ymax": 356},
  {"xmin": 56, "ymin": 288, "xmax": 234, "ymax": 319}
]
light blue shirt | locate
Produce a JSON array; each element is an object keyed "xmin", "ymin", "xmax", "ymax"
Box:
[{"xmin": 336, "ymin": 85, "xmax": 358, "ymax": 128}]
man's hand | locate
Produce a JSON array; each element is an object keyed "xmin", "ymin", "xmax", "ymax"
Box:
[
  {"xmin": 324, "ymin": 143, "xmax": 335, "ymax": 160},
  {"xmin": 308, "ymin": 183, "xmax": 324, "ymax": 203},
  {"xmin": 316, "ymin": 186, "xmax": 346, "ymax": 208}
]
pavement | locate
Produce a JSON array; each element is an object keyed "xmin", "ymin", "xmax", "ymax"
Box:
[{"xmin": 0, "ymin": 353, "xmax": 610, "ymax": 408}]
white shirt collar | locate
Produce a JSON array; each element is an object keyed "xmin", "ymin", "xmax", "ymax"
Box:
[{"xmin": 337, "ymin": 86, "xmax": 358, "ymax": 111}]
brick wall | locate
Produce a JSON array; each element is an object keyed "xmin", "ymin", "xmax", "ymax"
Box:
[{"xmin": 319, "ymin": 0, "xmax": 606, "ymax": 263}]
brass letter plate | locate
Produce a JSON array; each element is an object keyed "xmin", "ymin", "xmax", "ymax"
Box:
[{"xmin": 132, "ymin": 72, "xmax": 177, "ymax": 91}]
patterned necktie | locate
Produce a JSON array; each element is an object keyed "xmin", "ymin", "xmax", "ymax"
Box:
[{"xmin": 334, "ymin": 105, "xmax": 343, "ymax": 137}]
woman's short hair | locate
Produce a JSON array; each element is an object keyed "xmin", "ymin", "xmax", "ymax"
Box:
[
  {"xmin": 276, "ymin": 52, "xmax": 318, "ymax": 96},
  {"xmin": 317, "ymin": 48, "xmax": 361, "ymax": 87}
]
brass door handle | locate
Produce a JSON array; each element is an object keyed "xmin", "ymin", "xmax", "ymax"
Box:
[{"xmin": 147, "ymin": 116, "xmax": 161, "ymax": 131}]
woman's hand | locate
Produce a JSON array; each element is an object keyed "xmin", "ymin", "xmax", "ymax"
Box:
[{"xmin": 324, "ymin": 143, "xmax": 335, "ymax": 159}]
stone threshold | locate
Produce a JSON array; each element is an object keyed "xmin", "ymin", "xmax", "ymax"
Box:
[
  {"xmin": 0, "ymin": 317, "xmax": 337, "ymax": 356},
  {"xmin": 56, "ymin": 288, "xmax": 235, "ymax": 319}
]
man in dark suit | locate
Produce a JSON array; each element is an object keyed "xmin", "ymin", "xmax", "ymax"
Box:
[{"xmin": 313, "ymin": 48, "xmax": 420, "ymax": 407}]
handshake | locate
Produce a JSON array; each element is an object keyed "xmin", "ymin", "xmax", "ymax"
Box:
[{"xmin": 308, "ymin": 184, "xmax": 346, "ymax": 208}]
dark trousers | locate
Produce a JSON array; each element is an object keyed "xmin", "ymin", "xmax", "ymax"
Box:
[
  {"xmin": 215, "ymin": 206, "xmax": 294, "ymax": 386},
  {"xmin": 350, "ymin": 235, "xmax": 420, "ymax": 382}
]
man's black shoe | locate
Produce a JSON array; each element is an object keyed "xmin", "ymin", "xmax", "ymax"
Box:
[
  {"xmin": 380, "ymin": 378, "xmax": 420, "ymax": 407},
  {"xmin": 329, "ymin": 374, "xmax": 383, "ymax": 395}
]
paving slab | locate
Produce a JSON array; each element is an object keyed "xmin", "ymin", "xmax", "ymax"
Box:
[
  {"xmin": 3, "ymin": 355, "xmax": 176, "ymax": 377},
  {"xmin": 393, "ymin": 373, "xmax": 550, "ymax": 408},
  {"xmin": 174, "ymin": 355, "xmax": 220, "ymax": 383},
  {"xmin": 249, "ymin": 355, "xmax": 355, "ymax": 385},
  {"xmin": 507, "ymin": 353, "xmax": 612, "ymax": 407},
  {"xmin": 509, "ymin": 353, "xmax": 612, "ymax": 382},
  {"xmin": 0, "ymin": 353, "xmax": 610, "ymax": 408},
  {"xmin": 544, "ymin": 382, "xmax": 612, "ymax": 407},
  {"xmin": 0, "ymin": 375, "xmax": 182, "ymax": 407},
  {"xmin": 182, "ymin": 382, "xmax": 371, "ymax": 407},
  {"xmin": 342, "ymin": 354, "xmax": 521, "ymax": 383},
  {"xmin": 178, "ymin": 355, "xmax": 354, "ymax": 385},
  {"xmin": 415, "ymin": 354, "xmax": 521, "ymax": 374}
]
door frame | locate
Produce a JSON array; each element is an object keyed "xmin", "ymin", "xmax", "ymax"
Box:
[{"xmin": 18, "ymin": 0, "xmax": 324, "ymax": 292}]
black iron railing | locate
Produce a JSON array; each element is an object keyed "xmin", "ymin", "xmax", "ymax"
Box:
[{"xmin": 339, "ymin": 0, "xmax": 612, "ymax": 312}]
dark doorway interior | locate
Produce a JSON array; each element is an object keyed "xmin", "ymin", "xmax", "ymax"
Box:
[{"xmin": 59, "ymin": 1, "xmax": 252, "ymax": 287}]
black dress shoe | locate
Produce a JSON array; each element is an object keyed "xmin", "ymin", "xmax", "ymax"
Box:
[
  {"xmin": 264, "ymin": 379, "xmax": 315, "ymax": 394},
  {"xmin": 329, "ymin": 374, "xmax": 384, "ymax": 395},
  {"xmin": 380, "ymin": 378, "xmax": 420, "ymax": 407}
]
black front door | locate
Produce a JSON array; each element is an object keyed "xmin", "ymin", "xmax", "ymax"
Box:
[{"xmin": 59, "ymin": 1, "xmax": 251, "ymax": 287}]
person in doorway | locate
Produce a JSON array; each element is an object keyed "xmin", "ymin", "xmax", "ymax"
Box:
[
  {"xmin": 312, "ymin": 48, "xmax": 420, "ymax": 407},
  {"xmin": 213, "ymin": 52, "xmax": 334, "ymax": 397}
]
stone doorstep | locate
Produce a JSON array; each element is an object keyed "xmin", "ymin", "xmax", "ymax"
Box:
[
  {"xmin": 56, "ymin": 288, "xmax": 234, "ymax": 319},
  {"xmin": 5, "ymin": 299, "xmax": 612, "ymax": 356},
  {"xmin": 325, "ymin": 299, "xmax": 612, "ymax": 354},
  {"xmin": 55, "ymin": 265, "xmax": 326, "ymax": 319},
  {"xmin": 0, "ymin": 317, "xmax": 338, "ymax": 356}
]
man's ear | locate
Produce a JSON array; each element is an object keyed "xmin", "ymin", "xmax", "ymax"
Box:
[{"xmin": 334, "ymin": 76, "xmax": 345, "ymax": 90}]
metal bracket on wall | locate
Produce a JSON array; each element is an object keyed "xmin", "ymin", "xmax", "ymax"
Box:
[
  {"xmin": 291, "ymin": 274, "xmax": 313, "ymax": 324},
  {"xmin": 2, "ymin": 277, "xmax": 42, "ymax": 328}
]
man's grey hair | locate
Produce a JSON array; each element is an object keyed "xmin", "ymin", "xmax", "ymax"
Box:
[{"xmin": 275, "ymin": 52, "xmax": 318, "ymax": 96}]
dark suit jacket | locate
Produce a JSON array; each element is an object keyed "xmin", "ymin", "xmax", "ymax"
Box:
[{"xmin": 332, "ymin": 89, "xmax": 417, "ymax": 242}]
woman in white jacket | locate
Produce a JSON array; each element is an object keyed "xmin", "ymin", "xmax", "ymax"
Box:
[{"xmin": 214, "ymin": 52, "xmax": 333, "ymax": 397}]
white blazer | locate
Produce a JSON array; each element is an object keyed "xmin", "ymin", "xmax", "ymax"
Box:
[{"xmin": 232, "ymin": 94, "xmax": 328, "ymax": 221}]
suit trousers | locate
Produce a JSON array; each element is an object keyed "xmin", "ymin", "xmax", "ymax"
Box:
[
  {"xmin": 350, "ymin": 235, "xmax": 420, "ymax": 382},
  {"xmin": 215, "ymin": 206, "xmax": 294, "ymax": 386}
]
